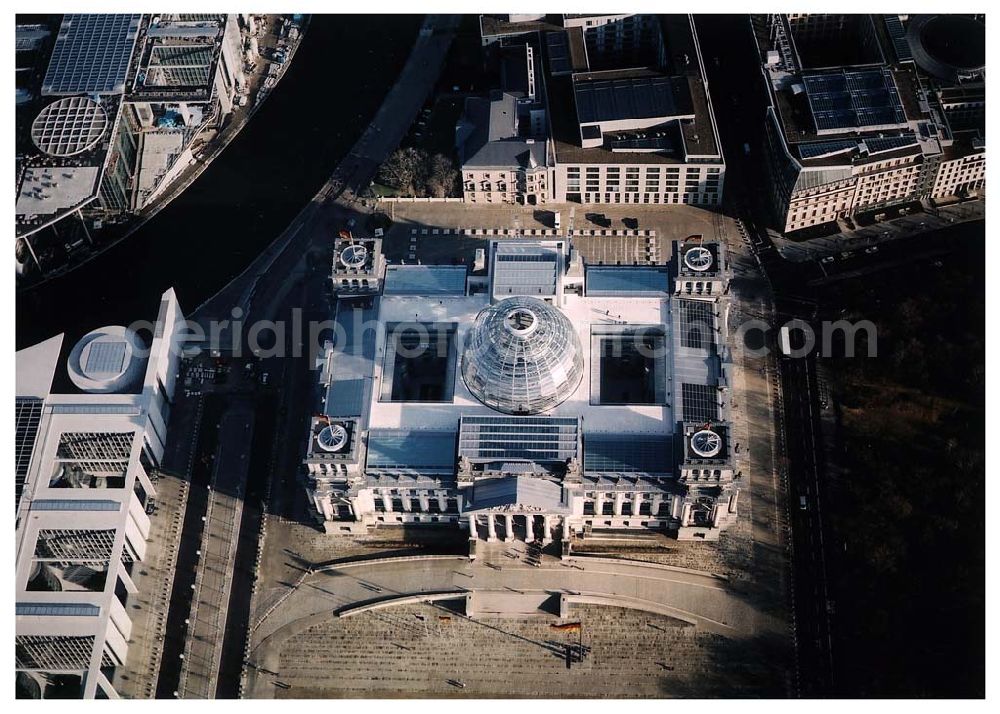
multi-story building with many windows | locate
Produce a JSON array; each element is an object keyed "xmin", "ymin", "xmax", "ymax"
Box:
[
  {"xmin": 304, "ymin": 237, "xmax": 739, "ymax": 545},
  {"xmin": 462, "ymin": 14, "xmax": 726, "ymax": 207},
  {"xmin": 753, "ymin": 13, "xmax": 985, "ymax": 233},
  {"xmin": 15, "ymin": 289, "xmax": 186, "ymax": 699}
]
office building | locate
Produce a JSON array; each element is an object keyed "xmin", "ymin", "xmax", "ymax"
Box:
[
  {"xmin": 15, "ymin": 289, "xmax": 186, "ymax": 699},
  {"xmin": 463, "ymin": 14, "xmax": 726, "ymax": 207},
  {"xmin": 754, "ymin": 13, "xmax": 985, "ymax": 233}
]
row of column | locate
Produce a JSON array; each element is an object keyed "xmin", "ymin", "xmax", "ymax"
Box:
[
  {"xmin": 468, "ymin": 513, "xmax": 557, "ymax": 543},
  {"xmin": 593, "ymin": 492, "xmax": 668, "ymax": 517},
  {"xmin": 380, "ymin": 492, "xmax": 448, "ymax": 513}
]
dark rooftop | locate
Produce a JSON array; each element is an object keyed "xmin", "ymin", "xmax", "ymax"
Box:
[
  {"xmin": 458, "ymin": 92, "xmax": 546, "ymax": 169},
  {"xmin": 545, "ymin": 15, "xmax": 720, "ymax": 165},
  {"xmin": 480, "ymin": 14, "xmax": 564, "ymax": 41},
  {"xmin": 573, "ymin": 69, "xmax": 694, "ymax": 124},
  {"xmin": 545, "ymin": 27, "xmax": 589, "ymax": 76}
]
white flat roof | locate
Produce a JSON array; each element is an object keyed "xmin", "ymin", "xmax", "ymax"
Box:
[
  {"xmin": 16, "ymin": 334, "xmax": 64, "ymax": 399},
  {"xmin": 16, "ymin": 165, "xmax": 100, "ymax": 217},
  {"xmin": 368, "ymin": 293, "xmax": 675, "ymax": 436}
]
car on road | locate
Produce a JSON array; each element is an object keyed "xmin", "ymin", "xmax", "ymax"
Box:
[
  {"xmin": 799, "ymin": 495, "xmax": 809, "ymax": 510},
  {"xmin": 260, "ymin": 372, "xmax": 270, "ymax": 386},
  {"xmin": 821, "ymin": 256, "xmax": 835, "ymax": 264},
  {"xmin": 864, "ymin": 246, "xmax": 879, "ymax": 254}
]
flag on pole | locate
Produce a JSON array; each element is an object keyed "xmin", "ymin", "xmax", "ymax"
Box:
[
  {"xmin": 338, "ymin": 229, "xmax": 352, "ymax": 241},
  {"xmin": 550, "ymin": 622, "xmax": 582, "ymax": 633}
]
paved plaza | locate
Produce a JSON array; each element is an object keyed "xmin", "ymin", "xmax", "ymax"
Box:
[
  {"xmin": 379, "ymin": 202, "xmax": 726, "ymax": 267},
  {"xmin": 258, "ymin": 603, "xmax": 784, "ymax": 698},
  {"xmin": 245, "ymin": 552, "xmax": 787, "ymax": 698}
]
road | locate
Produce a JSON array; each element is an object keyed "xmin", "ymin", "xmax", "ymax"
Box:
[
  {"xmin": 193, "ymin": 13, "xmax": 461, "ymax": 326},
  {"xmin": 699, "ymin": 13, "xmax": 985, "ymax": 698},
  {"xmin": 697, "ymin": 14, "xmax": 833, "ymax": 696},
  {"xmin": 156, "ymin": 13, "xmax": 461, "ymax": 699}
]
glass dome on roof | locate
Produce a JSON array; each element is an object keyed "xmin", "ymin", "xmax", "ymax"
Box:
[{"xmin": 462, "ymin": 296, "xmax": 584, "ymax": 415}]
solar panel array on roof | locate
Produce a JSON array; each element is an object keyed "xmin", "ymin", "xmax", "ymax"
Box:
[
  {"xmin": 864, "ymin": 134, "xmax": 918, "ymax": 155},
  {"xmin": 383, "ymin": 265, "xmax": 467, "ymax": 295},
  {"xmin": 42, "ymin": 14, "xmax": 141, "ymax": 95},
  {"xmin": 584, "ymin": 433, "xmax": 671, "ymax": 475},
  {"xmin": 85, "ymin": 342, "xmax": 127, "ymax": 376},
  {"xmin": 146, "ymin": 45, "xmax": 214, "ymax": 88},
  {"xmin": 32, "ymin": 499, "xmax": 122, "ymax": 511},
  {"xmin": 15, "ymin": 397, "xmax": 43, "ymax": 509},
  {"xmin": 884, "ymin": 15, "xmax": 913, "ymax": 62},
  {"xmin": 799, "ymin": 139, "xmax": 858, "ymax": 160},
  {"xmin": 803, "ymin": 68, "xmax": 907, "ymax": 134},
  {"xmin": 586, "ymin": 267, "xmax": 669, "ymax": 296},
  {"xmin": 681, "ymin": 382, "xmax": 719, "ymax": 423},
  {"xmin": 366, "ymin": 429, "xmax": 457, "ymax": 471},
  {"xmin": 606, "ymin": 135, "xmax": 678, "ymax": 153},
  {"xmin": 492, "ymin": 245, "xmax": 558, "ymax": 297},
  {"xmin": 458, "ymin": 416, "xmax": 580, "ymax": 462},
  {"xmin": 677, "ymin": 300, "xmax": 715, "ymax": 350},
  {"xmin": 546, "ymin": 31, "xmax": 571, "ymax": 76},
  {"xmin": 574, "ymin": 73, "xmax": 692, "ymax": 125}
]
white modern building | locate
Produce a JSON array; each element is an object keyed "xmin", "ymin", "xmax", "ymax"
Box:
[
  {"xmin": 16, "ymin": 14, "xmax": 257, "ymax": 264},
  {"xmin": 304, "ymin": 238, "xmax": 739, "ymax": 545},
  {"xmin": 15, "ymin": 288, "xmax": 186, "ymax": 699}
]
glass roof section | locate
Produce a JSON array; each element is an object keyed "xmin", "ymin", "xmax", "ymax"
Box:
[
  {"xmin": 366, "ymin": 429, "xmax": 457, "ymax": 472},
  {"xmin": 42, "ymin": 14, "xmax": 141, "ymax": 96},
  {"xmin": 458, "ymin": 415, "xmax": 581, "ymax": 462},
  {"xmin": 584, "ymin": 433, "xmax": 672, "ymax": 475},
  {"xmin": 461, "ymin": 297, "xmax": 584, "ymax": 415}
]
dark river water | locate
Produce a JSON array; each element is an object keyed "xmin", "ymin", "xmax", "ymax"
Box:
[{"xmin": 16, "ymin": 15, "xmax": 422, "ymax": 349}]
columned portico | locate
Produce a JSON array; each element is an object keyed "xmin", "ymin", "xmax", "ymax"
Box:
[{"xmin": 461, "ymin": 475, "xmax": 573, "ymax": 543}]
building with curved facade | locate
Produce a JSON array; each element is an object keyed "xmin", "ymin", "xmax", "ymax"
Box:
[
  {"xmin": 304, "ymin": 236, "xmax": 740, "ymax": 545},
  {"xmin": 753, "ymin": 13, "xmax": 985, "ymax": 234}
]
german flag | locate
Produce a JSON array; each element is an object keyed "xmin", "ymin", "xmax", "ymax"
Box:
[{"xmin": 550, "ymin": 622, "xmax": 582, "ymax": 632}]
